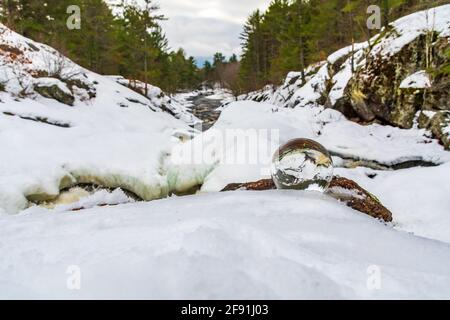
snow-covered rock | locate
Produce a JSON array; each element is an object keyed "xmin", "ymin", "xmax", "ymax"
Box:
[
  {"xmin": 400, "ymin": 70, "xmax": 432, "ymax": 89},
  {"xmin": 344, "ymin": 5, "xmax": 450, "ymax": 130},
  {"xmin": 0, "ymin": 23, "xmax": 196, "ymax": 214},
  {"xmin": 168, "ymin": 99, "xmax": 450, "ymax": 247},
  {"xmin": 107, "ymin": 76, "xmax": 202, "ymax": 127},
  {"xmin": 237, "ymin": 62, "xmax": 325, "ymax": 108},
  {"xmin": 170, "ymin": 101, "xmax": 450, "ymax": 194},
  {"xmin": 239, "ymin": 5, "xmax": 450, "ymax": 148},
  {"xmin": 335, "ymin": 163, "xmax": 450, "ymax": 244}
]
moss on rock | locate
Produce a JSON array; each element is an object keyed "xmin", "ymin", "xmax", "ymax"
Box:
[
  {"xmin": 430, "ymin": 111, "xmax": 450, "ymax": 149},
  {"xmin": 34, "ymin": 84, "xmax": 75, "ymax": 106}
]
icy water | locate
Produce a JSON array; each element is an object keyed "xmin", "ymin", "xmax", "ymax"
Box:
[{"xmin": 188, "ymin": 93, "xmax": 223, "ymax": 131}]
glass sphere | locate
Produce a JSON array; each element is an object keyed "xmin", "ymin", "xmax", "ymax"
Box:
[{"xmin": 271, "ymin": 138, "xmax": 334, "ymax": 192}]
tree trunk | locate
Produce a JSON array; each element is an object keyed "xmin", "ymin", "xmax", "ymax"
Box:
[
  {"xmin": 383, "ymin": 0, "xmax": 390, "ymax": 28},
  {"xmin": 298, "ymin": 1, "xmax": 306, "ymax": 84}
]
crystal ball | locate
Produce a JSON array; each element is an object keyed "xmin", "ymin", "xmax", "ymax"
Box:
[{"xmin": 271, "ymin": 138, "xmax": 334, "ymax": 192}]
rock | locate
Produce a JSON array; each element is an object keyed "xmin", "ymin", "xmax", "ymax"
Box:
[
  {"xmin": 344, "ymin": 36, "xmax": 449, "ymax": 129},
  {"xmin": 392, "ymin": 86, "xmax": 425, "ymax": 128},
  {"xmin": 222, "ymin": 179, "xmax": 277, "ymax": 192},
  {"xmin": 65, "ymin": 78, "xmax": 96, "ymax": 99},
  {"xmin": 430, "ymin": 111, "xmax": 450, "ymax": 149},
  {"xmin": 349, "ymin": 88, "xmax": 376, "ymax": 122},
  {"xmin": 221, "ymin": 177, "xmax": 393, "ymax": 222},
  {"xmin": 327, "ymin": 176, "xmax": 393, "ymax": 222},
  {"xmin": 34, "ymin": 83, "xmax": 75, "ymax": 106},
  {"xmin": 417, "ymin": 110, "xmax": 436, "ymax": 129},
  {"xmin": 418, "ymin": 110, "xmax": 450, "ymax": 149}
]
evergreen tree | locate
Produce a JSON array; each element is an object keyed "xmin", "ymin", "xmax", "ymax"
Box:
[
  {"xmin": 229, "ymin": 54, "xmax": 238, "ymax": 63},
  {"xmin": 236, "ymin": 0, "xmax": 437, "ymax": 92}
]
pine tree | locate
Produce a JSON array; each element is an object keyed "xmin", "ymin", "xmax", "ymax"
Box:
[{"xmin": 229, "ymin": 54, "xmax": 238, "ymax": 63}]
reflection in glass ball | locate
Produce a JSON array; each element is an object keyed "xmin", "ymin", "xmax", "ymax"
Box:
[{"xmin": 271, "ymin": 138, "xmax": 334, "ymax": 192}]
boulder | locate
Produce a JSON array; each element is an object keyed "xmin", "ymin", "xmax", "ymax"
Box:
[
  {"xmin": 418, "ymin": 110, "xmax": 450, "ymax": 149},
  {"xmin": 430, "ymin": 111, "xmax": 450, "ymax": 149},
  {"xmin": 345, "ymin": 36, "xmax": 449, "ymax": 128},
  {"xmin": 34, "ymin": 81, "xmax": 75, "ymax": 106}
]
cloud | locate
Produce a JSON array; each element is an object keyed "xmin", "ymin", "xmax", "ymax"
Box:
[
  {"xmin": 160, "ymin": 16, "xmax": 243, "ymax": 58},
  {"xmin": 107, "ymin": 0, "xmax": 270, "ymax": 58},
  {"xmin": 157, "ymin": 0, "xmax": 271, "ymax": 58}
]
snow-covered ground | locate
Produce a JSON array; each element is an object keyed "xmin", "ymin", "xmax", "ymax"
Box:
[
  {"xmin": 1, "ymin": 6, "xmax": 450, "ymax": 300},
  {"xmin": 107, "ymin": 76, "xmax": 202, "ymax": 126},
  {"xmin": 170, "ymin": 101, "xmax": 449, "ymax": 192},
  {"xmin": 169, "ymin": 101, "xmax": 450, "ymax": 244},
  {"xmin": 0, "ymin": 23, "xmax": 197, "ymax": 214},
  {"xmin": 2, "ymin": 191, "xmax": 450, "ymax": 300},
  {"xmin": 2, "ymin": 95, "xmax": 450, "ymax": 299},
  {"xmin": 336, "ymin": 164, "xmax": 450, "ymax": 244}
]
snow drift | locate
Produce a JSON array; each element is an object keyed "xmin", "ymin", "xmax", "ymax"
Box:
[{"xmin": 2, "ymin": 191, "xmax": 450, "ymax": 299}]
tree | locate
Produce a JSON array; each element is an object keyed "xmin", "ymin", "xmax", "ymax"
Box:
[
  {"xmin": 382, "ymin": 0, "xmax": 407, "ymax": 28},
  {"xmin": 229, "ymin": 54, "xmax": 238, "ymax": 63},
  {"xmin": 213, "ymin": 52, "xmax": 226, "ymax": 67},
  {"xmin": 342, "ymin": 0, "xmax": 363, "ymax": 73},
  {"xmin": 239, "ymin": 10, "xmax": 264, "ymax": 90}
]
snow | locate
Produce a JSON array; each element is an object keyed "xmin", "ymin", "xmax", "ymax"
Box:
[
  {"xmin": 237, "ymin": 62, "xmax": 327, "ymax": 108},
  {"xmin": 1, "ymin": 5, "xmax": 450, "ymax": 300},
  {"xmin": 327, "ymin": 42, "xmax": 368, "ymax": 65},
  {"xmin": 335, "ymin": 163, "xmax": 450, "ymax": 244},
  {"xmin": 328, "ymin": 48, "xmax": 367, "ymax": 106},
  {"xmin": 107, "ymin": 76, "xmax": 202, "ymax": 126},
  {"xmin": 2, "ymin": 191, "xmax": 450, "ymax": 299},
  {"xmin": 169, "ymin": 101, "xmax": 449, "ymax": 194},
  {"xmin": 373, "ymin": 5, "xmax": 450, "ymax": 57},
  {"xmin": 238, "ymin": 5, "xmax": 450, "ymax": 110},
  {"xmin": 0, "ymin": 23, "xmax": 195, "ymax": 214},
  {"xmin": 288, "ymin": 63, "xmax": 330, "ymax": 108},
  {"xmin": 204, "ymin": 88, "xmax": 235, "ymax": 103},
  {"xmin": 400, "ymin": 71, "xmax": 432, "ymax": 89},
  {"xmin": 33, "ymin": 77, "xmax": 73, "ymax": 96}
]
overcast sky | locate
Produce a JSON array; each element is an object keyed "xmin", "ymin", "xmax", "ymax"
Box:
[{"xmin": 157, "ymin": 0, "xmax": 271, "ymax": 59}]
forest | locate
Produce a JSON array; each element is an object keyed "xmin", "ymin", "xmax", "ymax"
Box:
[
  {"xmin": 1, "ymin": 0, "xmax": 449, "ymax": 94},
  {"xmin": 238, "ymin": 0, "xmax": 450, "ymax": 93},
  {"xmin": 0, "ymin": 0, "xmax": 201, "ymax": 92}
]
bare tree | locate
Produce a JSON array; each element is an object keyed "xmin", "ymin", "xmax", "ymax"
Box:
[{"xmin": 40, "ymin": 50, "xmax": 81, "ymax": 80}]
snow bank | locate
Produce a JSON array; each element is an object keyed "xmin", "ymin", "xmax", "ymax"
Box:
[
  {"xmin": 107, "ymin": 76, "xmax": 202, "ymax": 126},
  {"xmin": 0, "ymin": 23, "xmax": 195, "ymax": 214},
  {"xmin": 2, "ymin": 191, "xmax": 450, "ymax": 299},
  {"xmin": 335, "ymin": 163, "xmax": 450, "ymax": 244}
]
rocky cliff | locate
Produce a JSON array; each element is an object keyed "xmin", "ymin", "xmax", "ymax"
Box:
[{"xmin": 239, "ymin": 5, "xmax": 450, "ymax": 149}]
